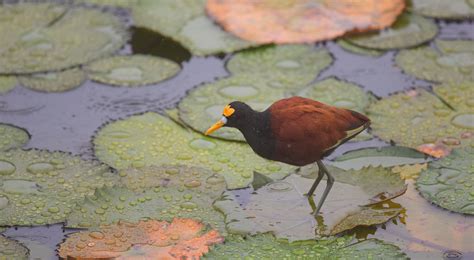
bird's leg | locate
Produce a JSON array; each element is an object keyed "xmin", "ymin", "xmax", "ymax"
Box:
[
  {"xmin": 313, "ymin": 160, "xmax": 334, "ymax": 216},
  {"xmin": 306, "ymin": 161, "xmax": 325, "ymax": 197}
]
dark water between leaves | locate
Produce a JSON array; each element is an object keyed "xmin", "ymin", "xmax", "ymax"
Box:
[{"xmin": 0, "ymin": 19, "xmax": 473, "ymax": 259}]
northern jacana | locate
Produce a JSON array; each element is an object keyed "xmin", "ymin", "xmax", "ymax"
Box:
[{"xmin": 205, "ymin": 96, "xmax": 370, "ymax": 215}]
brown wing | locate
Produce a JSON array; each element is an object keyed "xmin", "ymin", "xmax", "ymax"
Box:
[{"xmin": 269, "ymin": 96, "xmax": 370, "ymax": 166}]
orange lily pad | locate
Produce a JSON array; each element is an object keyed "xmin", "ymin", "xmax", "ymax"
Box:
[
  {"xmin": 206, "ymin": 0, "xmax": 405, "ymax": 44},
  {"xmin": 58, "ymin": 218, "xmax": 223, "ymax": 259}
]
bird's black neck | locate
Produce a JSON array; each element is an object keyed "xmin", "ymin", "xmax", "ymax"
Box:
[{"xmin": 236, "ymin": 110, "xmax": 274, "ymax": 159}]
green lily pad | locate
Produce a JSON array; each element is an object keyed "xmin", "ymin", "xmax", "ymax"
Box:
[
  {"xmin": 395, "ymin": 40, "xmax": 474, "ymax": 83},
  {"xmin": 132, "ymin": 0, "xmax": 254, "ymax": 56},
  {"xmin": 178, "ymin": 75, "xmax": 288, "ymax": 141},
  {"xmin": 85, "ymin": 55, "xmax": 181, "ymax": 87},
  {"xmin": 331, "ymin": 146, "xmax": 430, "ymax": 170},
  {"xmin": 0, "ymin": 124, "xmax": 30, "ymax": 152},
  {"xmin": 295, "ymin": 77, "xmax": 376, "ymax": 114},
  {"xmin": 215, "ymin": 166, "xmax": 405, "ymax": 240},
  {"xmin": 337, "ymin": 40, "xmax": 386, "ymax": 57},
  {"xmin": 93, "ymin": 112, "xmax": 296, "ymax": 189},
  {"xmin": 18, "ymin": 68, "xmax": 86, "ymax": 92},
  {"xmin": 0, "ymin": 235, "xmax": 29, "ymax": 260},
  {"xmin": 226, "ymin": 45, "xmax": 333, "ymax": 88},
  {"xmin": 0, "ymin": 3, "xmax": 128, "ymax": 74},
  {"xmin": 0, "ymin": 76, "xmax": 16, "ymax": 94},
  {"xmin": 409, "ymin": 0, "xmax": 474, "ymax": 19},
  {"xmin": 416, "ymin": 147, "xmax": 474, "ymax": 214},
  {"xmin": 345, "ymin": 13, "xmax": 438, "ymax": 50},
  {"xmin": 66, "ymin": 166, "xmax": 227, "ymax": 233},
  {"xmin": 367, "ymin": 84, "xmax": 474, "ymax": 157},
  {"xmin": 204, "ymin": 234, "xmax": 408, "ymax": 259},
  {"xmin": 0, "ymin": 149, "xmax": 118, "ymax": 226}
]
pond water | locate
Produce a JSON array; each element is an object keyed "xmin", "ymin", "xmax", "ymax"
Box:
[{"xmin": 0, "ymin": 2, "xmax": 473, "ymax": 260}]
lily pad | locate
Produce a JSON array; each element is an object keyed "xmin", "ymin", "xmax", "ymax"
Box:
[
  {"xmin": 226, "ymin": 45, "xmax": 333, "ymax": 87},
  {"xmin": 367, "ymin": 85, "xmax": 474, "ymax": 158},
  {"xmin": 395, "ymin": 39, "xmax": 474, "ymax": 83},
  {"xmin": 93, "ymin": 112, "xmax": 296, "ymax": 189},
  {"xmin": 67, "ymin": 165, "xmax": 227, "ymax": 232},
  {"xmin": 18, "ymin": 68, "xmax": 86, "ymax": 92},
  {"xmin": 178, "ymin": 75, "xmax": 288, "ymax": 141},
  {"xmin": 346, "ymin": 13, "xmax": 438, "ymax": 50},
  {"xmin": 215, "ymin": 166, "xmax": 405, "ymax": 240},
  {"xmin": 0, "ymin": 76, "xmax": 16, "ymax": 94},
  {"xmin": 409, "ymin": 0, "xmax": 474, "ymax": 19},
  {"xmin": 60, "ymin": 218, "xmax": 223, "ymax": 259},
  {"xmin": 295, "ymin": 77, "xmax": 376, "ymax": 113},
  {"xmin": 0, "ymin": 235, "xmax": 29, "ymax": 260},
  {"xmin": 331, "ymin": 146, "xmax": 430, "ymax": 170},
  {"xmin": 392, "ymin": 163, "xmax": 428, "ymax": 180},
  {"xmin": 85, "ymin": 55, "xmax": 181, "ymax": 87},
  {"xmin": 206, "ymin": 0, "xmax": 405, "ymax": 44},
  {"xmin": 0, "ymin": 124, "xmax": 30, "ymax": 151},
  {"xmin": 0, "ymin": 149, "xmax": 117, "ymax": 226},
  {"xmin": 132, "ymin": 0, "xmax": 253, "ymax": 56},
  {"xmin": 0, "ymin": 3, "xmax": 128, "ymax": 74},
  {"xmin": 337, "ymin": 40, "xmax": 386, "ymax": 57},
  {"xmin": 204, "ymin": 234, "xmax": 408, "ymax": 259},
  {"xmin": 416, "ymin": 147, "xmax": 474, "ymax": 214}
]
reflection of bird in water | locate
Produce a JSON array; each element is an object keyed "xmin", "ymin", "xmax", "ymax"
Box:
[{"xmin": 206, "ymin": 96, "xmax": 370, "ymax": 215}]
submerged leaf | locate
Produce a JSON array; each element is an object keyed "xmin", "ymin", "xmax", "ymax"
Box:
[
  {"xmin": 337, "ymin": 40, "xmax": 386, "ymax": 57},
  {"xmin": 18, "ymin": 68, "xmax": 86, "ymax": 92},
  {"xmin": 367, "ymin": 85, "xmax": 474, "ymax": 158},
  {"xmin": 0, "ymin": 76, "xmax": 17, "ymax": 94},
  {"xmin": 395, "ymin": 40, "xmax": 474, "ymax": 83},
  {"xmin": 409, "ymin": 0, "xmax": 474, "ymax": 19},
  {"xmin": 0, "ymin": 149, "xmax": 117, "ymax": 226},
  {"xmin": 132, "ymin": 0, "xmax": 253, "ymax": 55},
  {"xmin": 59, "ymin": 218, "xmax": 223, "ymax": 259},
  {"xmin": 0, "ymin": 3, "xmax": 128, "ymax": 74},
  {"xmin": 93, "ymin": 112, "xmax": 296, "ymax": 189},
  {"xmin": 204, "ymin": 234, "xmax": 408, "ymax": 259},
  {"xmin": 215, "ymin": 166, "xmax": 405, "ymax": 240},
  {"xmin": 416, "ymin": 147, "xmax": 474, "ymax": 214},
  {"xmin": 346, "ymin": 13, "xmax": 438, "ymax": 50},
  {"xmin": 0, "ymin": 124, "xmax": 30, "ymax": 151},
  {"xmin": 67, "ymin": 165, "xmax": 227, "ymax": 232},
  {"xmin": 206, "ymin": 0, "xmax": 405, "ymax": 44},
  {"xmin": 226, "ymin": 45, "xmax": 332, "ymax": 88},
  {"xmin": 0, "ymin": 235, "xmax": 29, "ymax": 260},
  {"xmin": 86, "ymin": 55, "xmax": 181, "ymax": 87}
]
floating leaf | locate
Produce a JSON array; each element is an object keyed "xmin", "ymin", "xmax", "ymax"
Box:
[
  {"xmin": 409, "ymin": 0, "xmax": 474, "ymax": 19},
  {"xmin": 85, "ymin": 55, "xmax": 181, "ymax": 87},
  {"xmin": 204, "ymin": 234, "xmax": 408, "ymax": 259},
  {"xmin": 367, "ymin": 85, "xmax": 474, "ymax": 158},
  {"xmin": 0, "ymin": 124, "xmax": 30, "ymax": 151},
  {"xmin": 215, "ymin": 166, "xmax": 405, "ymax": 240},
  {"xmin": 132, "ymin": 0, "xmax": 253, "ymax": 56},
  {"xmin": 337, "ymin": 40, "xmax": 386, "ymax": 57},
  {"xmin": 206, "ymin": 0, "xmax": 405, "ymax": 44},
  {"xmin": 395, "ymin": 39, "xmax": 474, "ymax": 83},
  {"xmin": 93, "ymin": 112, "xmax": 296, "ymax": 189},
  {"xmin": 331, "ymin": 146, "xmax": 429, "ymax": 170},
  {"xmin": 346, "ymin": 13, "xmax": 438, "ymax": 50},
  {"xmin": 59, "ymin": 218, "xmax": 223, "ymax": 259},
  {"xmin": 17, "ymin": 68, "xmax": 86, "ymax": 92},
  {"xmin": 296, "ymin": 77, "xmax": 375, "ymax": 113},
  {"xmin": 0, "ymin": 235, "xmax": 29, "ymax": 260},
  {"xmin": 0, "ymin": 149, "xmax": 117, "ymax": 226},
  {"xmin": 0, "ymin": 3, "xmax": 128, "ymax": 74},
  {"xmin": 67, "ymin": 165, "xmax": 227, "ymax": 232},
  {"xmin": 0, "ymin": 76, "xmax": 16, "ymax": 94},
  {"xmin": 226, "ymin": 45, "xmax": 332, "ymax": 87},
  {"xmin": 416, "ymin": 147, "xmax": 474, "ymax": 214},
  {"xmin": 392, "ymin": 163, "xmax": 428, "ymax": 180}
]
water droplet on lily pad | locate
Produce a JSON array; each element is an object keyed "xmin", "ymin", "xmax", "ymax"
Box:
[
  {"xmin": 219, "ymin": 85, "xmax": 259, "ymax": 98},
  {"xmin": 1, "ymin": 180, "xmax": 40, "ymax": 194},
  {"xmin": 27, "ymin": 162, "xmax": 54, "ymax": 174},
  {"xmin": 189, "ymin": 139, "xmax": 216, "ymax": 150},
  {"xmin": 0, "ymin": 160, "xmax": 15, "ymax": 176},
  {"xmin": 451, "ymin": 113, "xmax": 474, "ymax": 129}
]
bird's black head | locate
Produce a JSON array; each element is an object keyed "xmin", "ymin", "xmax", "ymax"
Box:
[{"xmin": 205, "ymin": 101, "xmax": 255, "ymax": 135}]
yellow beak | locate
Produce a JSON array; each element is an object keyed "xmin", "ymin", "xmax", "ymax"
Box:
[{"xmin": 205, "ymin": 118, "xmax": 226, "ymax": 135}]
